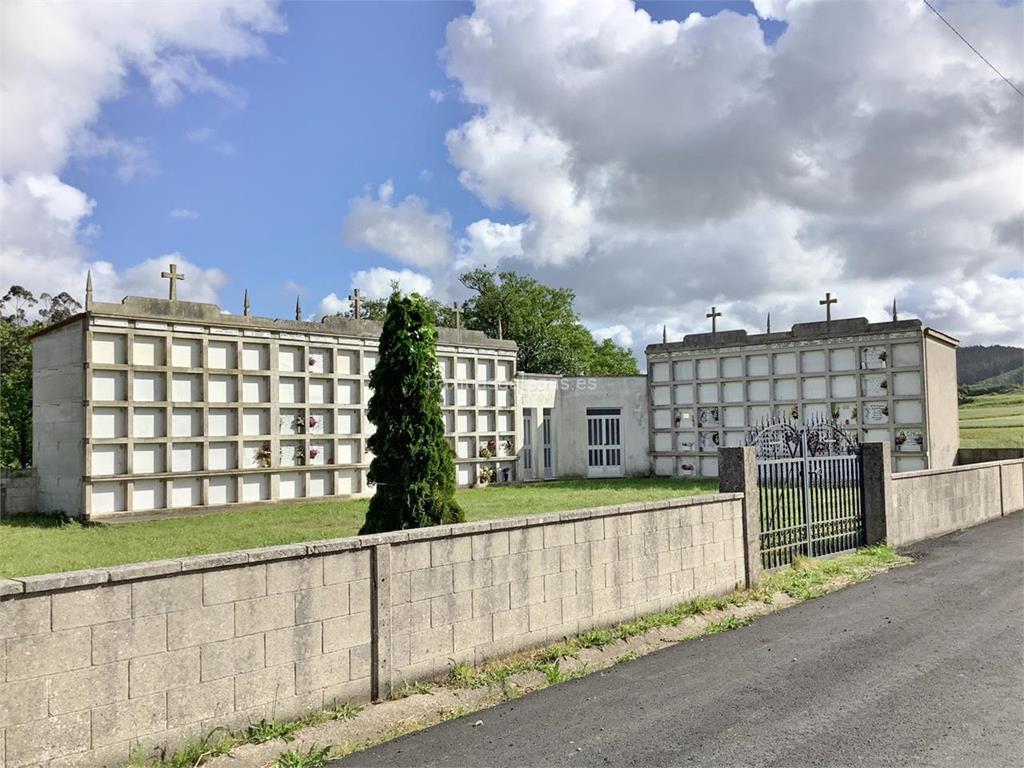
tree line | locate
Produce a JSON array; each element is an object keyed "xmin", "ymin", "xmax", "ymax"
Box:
[
  {"xmin": 341, "ymin": 269, "xmax": 640, "ymax": 377},
  {"xmin": 1, "ymin": 287, "xmax": 83, "ymax": 468}
]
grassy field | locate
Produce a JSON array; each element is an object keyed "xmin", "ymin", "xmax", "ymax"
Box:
[
  {"xmin": 958, "ymin": 391, "xmax": 1024, "ymax": 449},
  {"xmin": 0, "ymin": 476, "xmax": 716, "ymax": 578}
]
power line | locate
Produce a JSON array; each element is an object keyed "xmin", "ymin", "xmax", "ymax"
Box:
[{"xmin": 922, "ymin": 0, "xmax": 1023, "ymax": 98}]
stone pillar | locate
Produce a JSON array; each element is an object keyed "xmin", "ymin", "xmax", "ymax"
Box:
[
  {"xmin": 370, "ymin": 543, "xmax": 393, "ymax": 702},
  {"xmin": 861, "ymin": 442, "xmax": 891, "ymax": 545},
  {"xmin": 719, "ymin": 446, "xmax": 761, "ymax": 587}
]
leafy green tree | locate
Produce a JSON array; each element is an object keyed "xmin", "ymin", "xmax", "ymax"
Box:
[
  {"xmin": 0, "ymin": 323, "xmax": 32, "ymax": 468},
  {"xmin": 359, "ymin": 292, "xmax": 463, "ymax": 534},
  {"xmin": 459, "ymin": 269, "xmax": 638, "ymax": 376},
  {"xmin": 1, "ymin": 286, "xmax": 37, "ymax": 326},
  {"xmin": 39, "ymin": 292, "xmax": 82, "ymax": 324},
  {"xmin": 587, "ymin": 337, "xmax": 641, "ymax": 375}
]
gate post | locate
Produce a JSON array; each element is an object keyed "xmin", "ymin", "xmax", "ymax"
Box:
[
  {"xmin": 719, "ymin": 446, "xmax": 761, "ymax": 588},
  {"xmin": 861, "ymin": 442, "xmax": 891, "ymax": 546}
]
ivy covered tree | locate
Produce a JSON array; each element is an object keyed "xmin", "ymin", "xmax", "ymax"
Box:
[{"xmin": 359, "ymin": 292, "xmax": 463, "ymax": 533}]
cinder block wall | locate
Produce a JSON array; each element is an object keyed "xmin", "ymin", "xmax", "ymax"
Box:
[
  {"xmin": 0, "ymin": 494, "xmax": 746, "ymax": 768},
  {"xmin": 888, "ymin": 459, "xmax": 1023, "ymax": 547},
  {"xmin": 0, "ymin": 469, "xmax": 36, "ymax": 516}
]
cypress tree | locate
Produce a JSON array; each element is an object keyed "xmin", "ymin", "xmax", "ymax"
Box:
[{"xmin": 359, "ymin": 292, "xmax": 463, "ymax": 534}]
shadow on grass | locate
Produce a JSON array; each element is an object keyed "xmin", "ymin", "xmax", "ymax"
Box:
[{"xmin": 0, "ymin": 512, "xmax": 97, "ymax": 529}]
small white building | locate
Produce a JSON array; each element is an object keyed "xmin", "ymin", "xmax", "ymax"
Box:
[{"xmin": 517, "ymin": 374, "xmax": 650, "ymax": 480}]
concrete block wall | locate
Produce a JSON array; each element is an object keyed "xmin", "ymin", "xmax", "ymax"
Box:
[
  {"xmin": 386, "ymin": 496, "xmax": 746, "ymax": 686},
  {"xmin": 887, "ymin": 459, "xmax": 1023, "ymax": 547},
  {"xmin": 0, "ymin": 494, "xmax": 747, "ymax": 768},
  {"xmin": 0, "ymin": 470, "xmax": 36, "ymax": 516}
]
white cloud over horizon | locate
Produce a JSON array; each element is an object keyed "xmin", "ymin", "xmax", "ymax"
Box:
[
  {"xmin": 0, "ymin": 0, "xmax": 283, "ymax": 311},
  {"xmin": 347, "ymin": 0, "xmax": 1022, "ymax": 350}
]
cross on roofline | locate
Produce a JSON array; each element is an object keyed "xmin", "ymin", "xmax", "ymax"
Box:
[
  {"xmin": 161, "ymin": 263, "xmax": 185, "ymax": 301},
  {"xmin": 706, "ymin": 306, "xmax": 722, "ymax": 334},
  {"xmin": 819, "ymin": 292, "xmax": 838, "ymax": 325},
  {"xmin": 452, "ymin": 301, "xmax": 463, "ymax": 329},
  {"xmin": 348, "ymin": 288, "xmax": 362, "ymax": 318}
]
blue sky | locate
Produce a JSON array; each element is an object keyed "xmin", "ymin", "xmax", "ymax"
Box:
[
  {"xmin": 3, "ymin": 0, "xmax": 1021, "ymax": 347},
  {"xmin": 59, "ymin": 1, "xmax": 785, "ymax": 317}
]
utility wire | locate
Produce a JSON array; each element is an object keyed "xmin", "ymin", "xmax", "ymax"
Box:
[{"xmin": 922, "ymin": 0, "xmax": 1023, "ymax": 98}]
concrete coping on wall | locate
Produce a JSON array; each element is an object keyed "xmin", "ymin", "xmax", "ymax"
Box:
[
  {"xmin": 892, "ymin": 457, "xmax": 1023, "ymax": 480},
  {"xmin": 0, "ymin": 491, "xmax": 745, "ymax": 598}
]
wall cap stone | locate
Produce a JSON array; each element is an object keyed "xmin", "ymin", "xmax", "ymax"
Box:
[
  {"xmin": 18, "ymin": 569, "xmax": 109, "ymax": 593},
  {"xmin": 894, "ymin": 458, "xmax": 1023, "ymax": 481},
  {"xmin": 0, "ymin": 578, "xmax": 24, "ymax": 596}
]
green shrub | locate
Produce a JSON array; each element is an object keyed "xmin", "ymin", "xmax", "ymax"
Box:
[{"xmin": 360, "ymin": 292, "xmax": 463, "ymax": 534}]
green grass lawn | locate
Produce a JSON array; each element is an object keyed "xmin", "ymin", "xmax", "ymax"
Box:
[
  {"xmin": 958, "ymin": 391, "xmax": 1024, "ymax": 449},
  {"xmin": 0, "ymin": 476, "xmax": 716, "ymax": 578}
]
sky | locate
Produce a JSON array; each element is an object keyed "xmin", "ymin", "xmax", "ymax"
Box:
[{"xmin": 1, "ymin": 0, "xmax": 1022, "ymax": 360}]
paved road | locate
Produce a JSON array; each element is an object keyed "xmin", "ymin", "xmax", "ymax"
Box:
[{"xmin": 337, "ymin": 513, "xmax": 1024, "ymax": 768}]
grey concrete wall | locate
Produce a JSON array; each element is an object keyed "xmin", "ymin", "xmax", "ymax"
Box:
[
  {"xmin": 32, "ymin": 318, "xmax": 85, "ymax": 516},
  {"xmin": 0, "ymin": 494, "xmax": 745, "ymax": 768},
  {"xmin": 0, "ymin": 469, "xmax": 36, "ymax": 516},
  {"xmin": 923, "ymin": 333, "xmax": 959, "ymax": 470},
  {"xmin": 887, "ymin": 459, "xmax": 1023, "ymax": 547},
  {"xmin": 956, "ymin": 448, "xmax": 1024, "ymax": 465}
]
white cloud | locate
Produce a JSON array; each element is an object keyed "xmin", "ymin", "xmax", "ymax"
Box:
[
  {"xmin": 343, "ymin": 182, "xmax": 453, "ymax": 268},
  {"xmin": 0, "ymin": 1, "xmax": 282, "ymax": 308},
  {"xmin": 590, "ymin": 324, "xmax": 634, "ymax": 348},
  {"xmin": 429, "ymin": 88, "xmax": 445, "ymax": 103},
  {"xmin": 353, "ymin": 267, "xmax": 434, "ymax": 299},
  {"xmin": 169, "ymin": 207, "xmax": 200, "ymax": 220},
  {"xmin": 92, "ymin": 255, "xmax": 229, "ymax": 304},
  {"xmin": 318, "ymin": 293, "xmax": 348, "ymax": 316},
  {"xmin": 318, "ymin": 268, "xmax": 436, "ymax": 317},
  {"xmin": 439, "ymin": 0, "xmax": 1023, "ymax": 346}
]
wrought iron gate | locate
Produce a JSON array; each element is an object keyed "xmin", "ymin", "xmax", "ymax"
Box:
[{"xmin": 748, "ymin": 419, "xmax": 866, "ymax": 569}]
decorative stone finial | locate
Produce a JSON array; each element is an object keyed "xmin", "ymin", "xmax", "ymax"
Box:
[
  {"xmin": 243, "ymin": 289, "xmax": 251, "ymax": 317},
  {"xmin": 295, "ymin": 296, "xmax": 302, "ymax": 322},
  {"xmin": 85, "ymin": 270, "xmax": 93, "ymax": 310},
  {"xmin": 662, "ymin": 324, "xmax": 667, "ymax": 344},
  {"xmin": 497, "ymin": 315, "xmax": 503, "ymax": 340},
  {"xmin": 892, "ymin": 298, "xmax": 898, "ymax": 322},
  {"xmin": 766, "ymin": 312, "xmax": 771, "ymax": 334}
]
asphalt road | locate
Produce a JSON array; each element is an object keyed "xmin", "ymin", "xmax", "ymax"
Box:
[{"xmin": 337, "ymin": 513, "xmax": 1024, "ymax": 768}]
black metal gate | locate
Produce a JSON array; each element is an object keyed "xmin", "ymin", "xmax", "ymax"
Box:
[{"xmin": 748, "ymin": 419, "xmax": 866, "ymax": 569}]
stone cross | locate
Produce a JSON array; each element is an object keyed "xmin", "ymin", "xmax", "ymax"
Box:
[
  {"xmin": 452, "ymin": 301, "xmax": 463, "ymax": 330},
  {"xmin": 348, "ymin": 288, "xmax": 362, "ymax": 319},
  {"xmin": 161, "ymin": 263, "xmax": 185, "ymax": 301},
  {"xmin": 706, "ymin": 306, "xmax": 722, "ymax": 334},
  {"xmin": 819, "ymin": 292, "xmax": 837, "ymax": 325}
]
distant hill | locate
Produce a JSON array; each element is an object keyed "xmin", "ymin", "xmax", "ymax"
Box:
[
  {"xmin": 956, "ymin": 345, "xmax": 1024, "ymax": 387},
  {"xmin": 960, "ymin": 367, "xmax": 1024, "ymax": 397}
]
